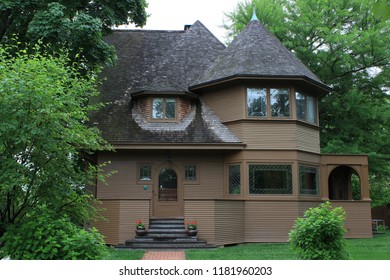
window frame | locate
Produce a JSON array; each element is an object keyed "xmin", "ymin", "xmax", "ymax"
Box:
[
  {"xmin": 299, "ymin": 164, "xmax": 320, "ymax": 196},
  {"xmin": 137, "ymin": 162, "xmax": 153, "ymax": 183},
  {"xmin": 151, "ymin": 97, "xmax": 178, "ymax": 121},
  {"xmin": 295, "ymin": 91, "xmax": 318, "ymax": 125},
  {"xmin": 227, "ymin": 163, "xmax": 241, "ymax": 195},
  {"xmin": 248, "ymin": 163, "xmax": 293, "ymax": 195},
  {"xmin": 184, "ymin": 163, "xmax": 199, "ymax": 184},
  {"xmin": 246, "ymin": 87, "xmax": 291, "ymax": 119}
]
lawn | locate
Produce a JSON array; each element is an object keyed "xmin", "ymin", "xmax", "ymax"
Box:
[{"xmin": 106, "ymin": 231, "xmax": 390, "ymax": 260}]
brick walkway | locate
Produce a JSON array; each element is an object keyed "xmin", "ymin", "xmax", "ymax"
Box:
[{"xmin": 141, "ymin": 251, "xmax": 186, "ymax": 260}]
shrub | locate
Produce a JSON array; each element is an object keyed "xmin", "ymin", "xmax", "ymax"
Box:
[
  {"xmin": 288, "ymin": 201, "xmax": 350, "ymax": 260},
  {"xmin": 0, "ymin": 208, "xmax": 107, "ymax": 260}
]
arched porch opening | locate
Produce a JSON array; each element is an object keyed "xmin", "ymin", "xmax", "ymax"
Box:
[{"xmin": 328, "ymin": 166, "xmax": 361, "ymax": 200}]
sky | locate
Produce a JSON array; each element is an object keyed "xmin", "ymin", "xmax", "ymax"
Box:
[{"xmin": 124, "ymin": 0, "xmax": 243, "ymax": 43}]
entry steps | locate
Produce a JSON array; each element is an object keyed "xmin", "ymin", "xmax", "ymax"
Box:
[{"xmin": 118, "ymin": 218, "xmax": 216, "ymax": 250}]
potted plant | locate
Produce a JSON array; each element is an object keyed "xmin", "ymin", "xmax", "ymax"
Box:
[
  {"xmin": 186, "ymin": 220, "xmax": 198, "ymax": 236},
  {"xmin": 135, "ymin": 220, "xmax": 147, "ymax": 236}
]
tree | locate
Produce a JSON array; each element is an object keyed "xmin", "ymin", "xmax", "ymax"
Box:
[
  {"xmin": 0, "ymin": 43, "xmax": 111, "ymax": 240},
  {"xmin": 0, "ymin": 0, "xmax": 148, "ymax": 71},
  {"xmin": 224, "ymin": 0, "xmax": 390, "ymax": 206}
]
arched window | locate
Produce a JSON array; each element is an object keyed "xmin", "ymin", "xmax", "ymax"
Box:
[{"xmin": 158, "ymin": 169, "xmax": 177, "ymax": 201}]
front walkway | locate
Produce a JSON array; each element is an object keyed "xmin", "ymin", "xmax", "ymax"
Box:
[{"xmin": 141, "ymin": 250, "xmax": 186, "ymax": 260}]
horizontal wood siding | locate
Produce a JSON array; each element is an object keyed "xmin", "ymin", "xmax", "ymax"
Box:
[
  {"xmin": 332, "ymin": 201, "xmax": 372, "ymax": 238},
  {"xmin": 184, "ymin": 200, "xmax": 216, "ymax": 245},
  {"xmin": 119, "ymin": 200, "xmax": 150, "ymax": 244},
  {"xmin": 202, "ymin": 86, "xmax": 245, "ymax": 122},
  {"xmin": 245, "ymin": 201, "xmax": 299, "ymax": 242},
  {"xmin": 296, "ymin": 125, "xmax": 320, "ymax": 153},
  {"xmin": 227, "ymin": 122, "xmax": 297, "ymax": 150},
  {"xmin": 215, "ymin": 200, "xmax": 245, "ymax": 245},
  {"xmin": 92, "ymin": 200, "xmax": 120, "ymax": 245},
  {"xmin": 184, "ymin": 161, "xmax": 224, "ymax": 199}
]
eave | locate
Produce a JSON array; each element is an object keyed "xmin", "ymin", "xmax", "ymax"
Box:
[
  {"xmin": 189, "ymin": 74, "xmax": 332, "ymax": 96},
  {"xmin": 131, "ymin": 90, "xmax": 198, "ymax": 99},
  {"xmin": 109, "ymin": 142, "xmax": 246, "ymax": 150}
]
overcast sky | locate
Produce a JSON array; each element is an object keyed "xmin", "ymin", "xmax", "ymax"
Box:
[{"xmin": 124, "ymin": 0, "xmax": 242, "ymax": 43}]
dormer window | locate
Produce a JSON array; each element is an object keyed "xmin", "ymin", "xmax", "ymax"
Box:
[{"xmin": 152, "ymin": 97, "xmax": 176, "ymax": 119}]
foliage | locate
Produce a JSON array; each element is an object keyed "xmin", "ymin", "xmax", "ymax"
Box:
[
  {"xmin": 186, "ymin": 220, "xmax": 198, "ymax": 230},
  {"xmin": 288, "ymin": 202, "xmax": 350, "ymax": 260},
  {"xmin": 0, "ymin": 0, "xmax": 148, "ymax": 71},
  {"xmin": 0, "ymin": 207, "xmax": 107, "ymax": 260},
  {"xmin": 0, "ymin": 43, "xmax": 111, "ymax": 240},
  {"xmin": 136, "ymin": 219, "xmax": 145, "ymax": 230},
  {"xmin": 224, "ymin": 0, "xmax": 390, "ymax": 207}
]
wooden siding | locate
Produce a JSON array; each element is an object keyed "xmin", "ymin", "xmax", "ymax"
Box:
[
  {"xmin": 226, "ymin": 122, "xmax": 319, "ymax": 153},
  {"xmin": 201, "ymin": 86, "xmax": 245, "ymax": 122},
  {"xmin": 119, "ymin": 200, "xmax": 150, "ymax": 244},
  {"xmin": 93, "ymin": 199, "xmax": 150, "ymax": 245},
  {"xmin": 184, "ymin": 200, "xmax": 216, "ymax": 244},
  {"xmin": 296, "ymin": 124, "xmax": 320, "ymax": 153},
  {"xmin": 215, "ymin": 200, "xmax": 245, "ymax": 245},
  {"xmin": 184, "ymin": 161, "xmax": 224, "ymax": 199},
  {"xmin": 92, "ymin": 200, "xmax": 120, "ymax": 245},
  {"xmin": 331, "ymin": 201, "xmax": 372, "ymax": 238},
  {"xmin": 245, "ymin": 201, "xmax": 299, "ymax": 242}
]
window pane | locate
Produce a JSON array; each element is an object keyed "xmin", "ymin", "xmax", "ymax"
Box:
[
  {"xmin": 295, "ymin": 92, "xmax": 306, "ymax": 120},
  {"xmin": 299, "ymin": 165, "xmax": 319, "ymax": 195},
  {"xmin": 165, "ymin": 98, "xmax": 176, "ymax": 119},
  {"xmin": 271, "ymin": 89, "xmax": 290, "ymax": 117},
  {"xmin": 228, "ymin": 165, "xmax": 241, "ymax": 195},
  {"xmin": 247, "ymin": 88, "xmax": 267, "ymax": 117},
  {"xmin": 306, "ymin": 96, "xmax": 317, "ymax": 124},
  {"xmin": 185, "ymin": 165, "xmax": 197, "ymax": 181},
  {"xmin": 152, "ymin": 98, "xmax": 163, "ymax": 118},
  {"xmin": 249, "ymin": 165, "xmax": 292, "ymax": 194},
  {"xmin": 140, "ymin": 164, "xmax": 152, "ymax": 181}
]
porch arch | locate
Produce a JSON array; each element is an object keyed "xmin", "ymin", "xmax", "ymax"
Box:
[{"xmin": 328, "ymin": 166, "xmax": 361, "ymax": 200}]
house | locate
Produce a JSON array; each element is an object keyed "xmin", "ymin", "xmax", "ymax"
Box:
[{"xmin": 91, "ymin": 16, "xmax": 372, "ymax": 246}]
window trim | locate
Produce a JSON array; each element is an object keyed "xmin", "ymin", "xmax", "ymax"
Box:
[
  {"xmin": 184, "ymin": 163, "xmax": 199, "ymax": 184},
  {"xmin": 248, "ymin": 163, "xmax": 293, "ymax": 195},
  {"xmin": 295, "ymin": 90, "xmax": 318, "ymax": 125},
  {"xmin": 151, "ymin": 97, "xmax": 178, "ymax": 122},
  {"xmin": 298, "ymin": 164, "xmax": 320, "ymax": 196},
  {"xmin": 137, "ymin": 162, "xmax": 153, "ymax": 183},
  {"xmin": 246, "ymin": 87, "xmax": 292, "ymax": 119},
  {"xmin": 227, "ymin": 163, "xmax": 241, "ymax": 196}
]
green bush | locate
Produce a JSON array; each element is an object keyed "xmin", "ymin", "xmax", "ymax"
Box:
[
  {"xmin": 288, "ymin": 201, "xmax": 350, "ymax": 260},
  {"xmin": 0, "ymin": 208, "xmax": 107, "ymax": 260}
]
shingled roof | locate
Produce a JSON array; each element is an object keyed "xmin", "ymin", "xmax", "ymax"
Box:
[
  {"xmin": 190, "ymin": 17, "xmax": 329, "ymax": 90},
  {"xmin": 93, "ymin": 22, "xmax": 242, "ymax": 145}
]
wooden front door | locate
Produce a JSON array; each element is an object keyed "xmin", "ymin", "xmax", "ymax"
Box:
[{"xmin": 152, "ymin": 167, "xmax": 183, "ymax": 218}]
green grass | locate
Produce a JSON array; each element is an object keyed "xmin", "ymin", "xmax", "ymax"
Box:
[{"xmin": 105, "ymin": 231, "xmax": 390, "ymax": 260}]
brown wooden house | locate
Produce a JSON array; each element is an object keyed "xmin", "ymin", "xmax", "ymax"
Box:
[{"xmin": 91, "ymin": 18, "xmax": 372, "ymax": 246}]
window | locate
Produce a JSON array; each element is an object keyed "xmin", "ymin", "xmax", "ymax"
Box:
[
  {"xmin": 152, "ymin": 97, "xmax": 176, "ymax": 119},
  {"xmin": 249, "ymin": 164, "xmax": 292, "ymax": 194},
  {"xmin": 270, "ymin": 88, "xmax": 290, "ymax": 117},
  {"xmin": 184, "ymin": 165, "xmax": 197, "ymax": 182},
  {"xmin": 139, "ymin": 164, "xmax": 152, "ymax": 181},
  {"xmin": 299, "ymin": 165, "xmax": 319, "ymax": 195},
  {"xmin": 247, "ymin": 88, "xmax": 267, "ymax": 117},
  {"xmin": 295, "ymin": 91, "xmax": 317, "ymax": 124},
  {"xmin": 228, "ymin": 164, "xmax": 241, "ymax": 195}
]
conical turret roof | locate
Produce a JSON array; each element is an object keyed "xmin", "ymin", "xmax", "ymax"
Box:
[{"xmin": 190, "ymin": 18, "xmax": 329, "ymax": 90}]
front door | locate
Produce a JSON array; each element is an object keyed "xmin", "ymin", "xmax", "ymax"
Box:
[{"xmin": 152, "ymin": 167, "xmax": 183, "ymax": 218}]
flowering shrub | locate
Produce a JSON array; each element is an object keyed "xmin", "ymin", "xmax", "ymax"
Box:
[
  {"xmin": 186, "ymin": 220, "xmax": 197, "ymax": 230},
  {"xmin": 136, "ymin": 220, "xmax": 145, "ymax": 230}
]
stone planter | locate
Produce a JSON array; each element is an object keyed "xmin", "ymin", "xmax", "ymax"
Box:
[
  {"xmin": 187, "ymin": 229, "xmax": 198, "ymax": 236},
  {"xmin": 135, "ymin": 229, "xmax": 147, "ymax": 236}
]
